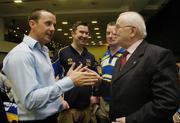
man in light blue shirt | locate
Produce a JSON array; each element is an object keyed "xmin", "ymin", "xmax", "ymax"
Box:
[{"xmin": 2, "ymin": 9, "xmax": 100, "ymax": 123}]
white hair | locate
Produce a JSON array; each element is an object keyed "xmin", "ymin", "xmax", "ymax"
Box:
[{"xmin": 117, "ymin": 11, "xmax": 147, "ymax": 39}]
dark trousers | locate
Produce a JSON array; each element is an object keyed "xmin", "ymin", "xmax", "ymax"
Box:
[{"xmin": 19, "ymin": 113, "xmax": 58, "ymax": 123}]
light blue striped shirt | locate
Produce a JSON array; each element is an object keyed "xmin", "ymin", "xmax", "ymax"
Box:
[{"xmin": 2, "ymin": 35, "xmax": 74, "ymax": 121}]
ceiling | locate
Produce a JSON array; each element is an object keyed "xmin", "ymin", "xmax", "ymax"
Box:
[{"xmin": 0, "ymin": 0, "xmax": 170, "ymax": 50}]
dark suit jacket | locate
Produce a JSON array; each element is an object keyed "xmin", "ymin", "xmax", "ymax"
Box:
[
  {"xmin": 110, "ymin": 41, "xmax": 179, "ymax": 123},
  {"xmin": 0, "ymin": 91, "xmax": 9, "ymax": 123}
]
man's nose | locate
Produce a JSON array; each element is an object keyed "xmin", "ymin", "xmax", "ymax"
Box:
[
  {"xmin": 50, "ymin": 24, "xmax": 55, "ymax": 31},
  {"xmin": 82, "ymin": 33, "xmax": 88, "ymax": 37},
  {"xmin": 108, "ymin": 33, "xmax": 113, "ymax": 38}
]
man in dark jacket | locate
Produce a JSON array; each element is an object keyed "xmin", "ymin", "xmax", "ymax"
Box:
[
  {"xmin": 53, "ymin": 21, "xmax": 97, "ymax": 123},
  {"xmin": 110, "ymin": 11, "xmax": 179, "ymax": 123}
]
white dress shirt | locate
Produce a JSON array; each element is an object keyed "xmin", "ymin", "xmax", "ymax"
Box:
[
  {"xmin": 3, "ymin": 35, "xmax": 74, "ymax": 121},
  {"xmin": 126, "ymin": 39, "xmax": 143, "ymax": 61}
]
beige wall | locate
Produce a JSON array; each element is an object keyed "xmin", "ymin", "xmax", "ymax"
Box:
[
  {"xmin": 0, "ymin": 41, "xmax": 17, "ymax": 62},
  {"xmin": 0, "ymin": 40, "xmax": 17, "ymax": 52},
  {"xmin": 87, "ymin": 45, "xmax": 108, "ymax": 61}
]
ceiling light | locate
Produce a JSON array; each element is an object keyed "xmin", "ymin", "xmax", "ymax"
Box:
[
  {"xmin": 62, "ymin": 21, "xmax": 68, "ymax": 24},
  {"xmin": 14, "ymin": 0, "xmax": 23, "ymax": 3},
  {"xmin": 91, "ymin": 21, "xmax": 97, "ymax": 24},
  {"xmin": 94, "ymin": 28, "xmax": 99, "ymax": 30},
  {"xmin": 64, "ymin": 33, "xmax": 68, "ymax": 36},
  {"xmin": 97, "ymin": 36, "xmax": 101, "ymax": 38},
  {"xmin": 57, "ymin": 28, "xmax": 62, "ymax": 31},
  {"xmin": 69, "ymin": 28, "xmax": 72, "ymax": 31},
  {"xmin": 96, "ymin": 32, "xmax": 100, "ymax": 35},
  {"xmin": 69, "ymin": 36, "xmax": 72, "ymax": 39},
  {"xmin": 99, "ymin": 41, "xmax": 103, "ymax": 45},
  {"xmin": 88, "ymin": 36, "xmax": 91, "ymax": 39},
  {"xmin": 91, "ymin": 41, "xmax": 95, "ymax": 43}
]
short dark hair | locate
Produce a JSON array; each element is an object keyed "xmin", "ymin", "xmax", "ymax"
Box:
[
  {"xmin": 107, "ymin": 21, "xmax": 116, "ymax": 26},
  {"xmin": 28, "ymin": 9, "xmax": 55, "ymax": 22},
  {"xmin": 72, "ymin": 21, "xmax": 89, "ymax": 32}
]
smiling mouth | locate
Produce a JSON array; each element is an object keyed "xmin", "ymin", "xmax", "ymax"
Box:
[
  {"xmin": 108, "ymin": 39, "xmax": 114, "ymax": 42},
  {"xmin": 80, "ymin": 37, "xmax": 88, "ymax": 41},
  {"xmin": 47, "ymin": 34, "xmax": 53, "ymax": 38}
]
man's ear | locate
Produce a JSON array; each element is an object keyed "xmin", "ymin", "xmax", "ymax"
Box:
[
  {"xmin": 71, "ymin": 31, "xmax": 74, "ymax": 35},
  {"xmin": 130, "ymin": 27, "xmax": 136, "ymax": 38},
  {"xmin": 29, "ymin": 20, "xmax": 36, "ymax": 29},
  {"xmin": 71, "ymin": 31, "xmax": 75, "ymax": 37}
]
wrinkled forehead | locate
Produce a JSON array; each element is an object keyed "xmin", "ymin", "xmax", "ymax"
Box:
[{"xmin": 116, "ymin": 16, "xmax": 127, "ymax": 26}]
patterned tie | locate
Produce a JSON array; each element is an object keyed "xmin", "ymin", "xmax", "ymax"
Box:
[{"xmin": 119, "ymin": 51, "xmax": 129, "ymax": 70}]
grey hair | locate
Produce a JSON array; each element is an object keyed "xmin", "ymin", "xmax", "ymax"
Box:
[{"xmin": 117, "ymin": 11, "xmax": 147, "ymax": 39}]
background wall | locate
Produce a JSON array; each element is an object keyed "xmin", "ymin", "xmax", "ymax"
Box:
[
  {"xmin": 0, "ymin": 41, "xmax": 17, "ymax": 62},
  {"xmin": 87, "ymin": 45, "xmax": 107, "ymax": 61},
  {"xmin": 146, "ymin": 0, "xmax": 180, "ymax": 57}
]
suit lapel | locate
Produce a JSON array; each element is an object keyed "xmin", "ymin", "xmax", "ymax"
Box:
[{"xmin": 112, "ymin": 41, "xmax": 148, "ymax": 83}]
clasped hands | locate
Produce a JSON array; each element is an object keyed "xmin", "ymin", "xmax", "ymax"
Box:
[{"xmin": 67, "ymin": 63, "xmax": 102, "ymax": 86}]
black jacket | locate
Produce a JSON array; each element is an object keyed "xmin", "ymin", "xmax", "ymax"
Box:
[{"xmin": 110, "ymin": 41, "xmax": 179, "ymax": 123}]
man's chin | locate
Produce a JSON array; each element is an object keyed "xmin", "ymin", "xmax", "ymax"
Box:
[
  {"xmin": 44, "ymin": 38, "xmax": 52, "ymax": 44},
  {"xmin": 81, "ymin": 43, "xmax": 87, "ymax": 46},
  {"xmin": 109, "ymin": 43, "xmax": 116, "ymax": 46}
]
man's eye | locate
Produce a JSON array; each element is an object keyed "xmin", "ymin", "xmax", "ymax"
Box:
[
  {"xmin": 45, "ymin": 22, "xmax": 51, "ymax": 26},
  {"xmin": 106, "ymin": 32, "xmax": 110, "ymax": 35}
]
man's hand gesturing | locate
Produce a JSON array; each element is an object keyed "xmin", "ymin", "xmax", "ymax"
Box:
[{"xmin": 67, "ymin": 63, "xmax": 101, "ymax": 86}]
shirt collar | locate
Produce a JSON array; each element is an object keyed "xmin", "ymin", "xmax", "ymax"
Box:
[
  {"xmin": 106, "ymin": 47, "xmax": 125, "ymax": 56},
  {"xmin": 69, "ymin": 44, "xmax": 88, "ymax": 55},
  {"xmin": 23, "ymin": 35, "xmax": 49, "ymax": 53},
  {"xmin": 127, "ymin": 39, "xmax": 143, "ymax": 55}
]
